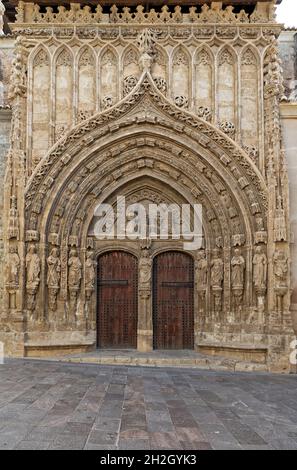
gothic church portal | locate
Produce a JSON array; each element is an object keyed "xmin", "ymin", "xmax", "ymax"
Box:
[{"xmin": 0, "ymin": 0, "xmax": 295, "ymax": 372}]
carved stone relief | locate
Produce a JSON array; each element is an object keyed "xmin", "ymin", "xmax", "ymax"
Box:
[
  {"xmin": 0, "ymin": 3, "xmax": 293, "ymax": 372},
  {"xmin": 26, "ymin": 243, "xmax": 41, "ymax": 312},
  {"xmin": 85, "ymin": 249, "xmax": 96, "ymax": 300},
  {"xmin": 47, "ymin": 247, "xmax": 61, "ymax": 311},
  {"xmin": 231, "ymin": 248, "xmax": 245, "ymax": 312},
  {"xmin": 68, "ymin": 247, "xmax": 82, "ymax": 306},
  {"xmin": 253, "ymin": 246, "xmax": 267, "ymax": 319},
  {"xmin": 211, "ymin": 250, "xmax": 224, "ymax": 316},
  {"xmin": 273, "ymin": 249, "xmax": 289, "ymax": 315},
  {"xmin": 15, "ymin": 3, "xmax": 276, "ymax": 25}
]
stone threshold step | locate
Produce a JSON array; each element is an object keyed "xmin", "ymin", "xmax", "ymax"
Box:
[{"xmin": 24, "ymin": 353, "xmax": 268, "ymax": 373}]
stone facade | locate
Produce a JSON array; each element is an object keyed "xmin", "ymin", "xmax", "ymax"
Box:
[
  {"xmin": 0, "ymin": 1, "xmax": 296, "ymax": 371},
  {"xmin": 279, "ymin": 29, "xmax": 297, "ymax": 101}
]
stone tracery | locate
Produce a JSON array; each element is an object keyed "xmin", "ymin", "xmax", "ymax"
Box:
[{"xmin": 0, "ymin": 1, "xmax": 293, "ymax": 371}]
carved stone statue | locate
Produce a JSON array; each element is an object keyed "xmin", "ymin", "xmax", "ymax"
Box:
[
  {"xmin": 253, "ymin": 246, "xmax": 267, "ymax": 289},
  {"xmin": 210, "ymin": 250, "xmax": 223, "ymax": 315},
  {"xmin": 26, "ymin": 244, "xmax": 40, "ymax": 311},
  {"xmin": 6, "ymin": 246, "xmax": 20, "ymax": 286},
  {"xmin": 252, "ymin": 246, "xmax": 267, "ymax": 319},
  {"xmin": 196, "ymin": 250, "xmax": 207, "ymax": 287},
  {"xmin": 85, "ymin": 250, "xmax": 96, "ymax": 292},
  {"xmin": 46, "ymin": 247, "xmax": 61, "ymax": 311},
  {"xmin": 68, "ymin": 248, "xmax": 82, "ymax": 290},
  {"xmin": 26, "ymin": 243, "xmax": 40, "ymax": 289},
  {"xmin": 273, "ymin": 249, "xmax": 289, "ymax": 313},
  {"xmin": 196, "ymin": 250, "xmax": 207, "ymax": 315},
  {"xmin": 210, "ymin": 251, "xmax": 224, "ymax": 287},
  {"xmin": 139, "ymin": 248, "xmax": 152, "ymax": 288},
  {"xmin": 231, "ymin": 249, "xmax": 245, "ymax": 288},
  {"xmin": 47, "ymin": 248, "xmax": 61, "ymax": 288},
  {"xmin": 231, "ymin": 249, "xmax": 245, "ymax": 312}
]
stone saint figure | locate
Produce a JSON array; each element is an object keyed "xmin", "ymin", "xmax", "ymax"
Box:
[
  {"xmin": 6, "ymin": 246, "xmax": 20, "ymax": 286},
  {"xmin": 139, "ymin": 248, "xmax": 152, "ymax": 286},
  {"xmin": 46, "ymin": 248, "xmax": 61, "ymax": 288},
  {"xmin": 26, "ymin": 244, "xmax": 40, "ymax": 289},
  {"xmin": 197, "ymin": 250, "xmax": 208, "ymax": 287},
  {"xmin": 210, "ymin": 252, "xmax": 224, "ymax": 287},
  {"xmin": 85, "ymin": 250, "xmax": 96, "ymax": 290},
  {"xmin": 231, "ymin": 249, "xmax": 245, "ymax": 287},
  {"xmin": 253, "ymin": 246, "xmax": 267, "ymax": 289},
  {"xmin": 68, "ymin": 248, "xmax": 82, "ymax": 289}
]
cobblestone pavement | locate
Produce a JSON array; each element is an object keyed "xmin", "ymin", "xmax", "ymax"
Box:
[{"xmin": 0, "ymin": 359, "xmax": 297, "ymax": 450}]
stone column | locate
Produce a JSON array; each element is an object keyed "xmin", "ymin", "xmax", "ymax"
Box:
[{"xmin": 137, "ymin": 247, "xmax": 153, "ymax": 352}]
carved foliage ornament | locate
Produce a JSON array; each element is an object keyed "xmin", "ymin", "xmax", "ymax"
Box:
[
  {"xmin": 15, "ymin": 3, "xmax": 276, "ymax": 25},
  {"xmin": 153, "ymin": 77, "xmax": 167, "ymax": 93},
  {"xmin": 123, "ymin": 75, "xmax": 138, "ymax": 96},
  {"xmin": 9, "ymin": 47, "xmax": 27, "ymax": 102},
  {"xmin": 137, "ymin": 29, "xmax": 157, "ymax": 56}
]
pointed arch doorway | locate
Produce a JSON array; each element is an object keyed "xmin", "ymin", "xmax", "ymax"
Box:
[
  {"xmin": 97, "ymin": 251, "xmax": 138, "ymax": 349},
  {"xmin": 153, "ymin": 251, "xmax": 194, "ymax": 350}
]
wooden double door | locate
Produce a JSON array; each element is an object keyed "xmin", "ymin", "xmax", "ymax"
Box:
[
  {"xmin": 97, "ymin": 251, "xmax": 138, "ymax": 349},
  {"xmin": 153, "ymin": 252, "xmax": 194, "ymax": 350},
  {"xmin": 97, "ymin": 250, "xmax": 194, "ymax": 350}
]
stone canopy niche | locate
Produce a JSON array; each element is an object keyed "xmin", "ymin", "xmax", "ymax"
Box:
[{"xmin": 0, "ymin": 1, "xmax": 294, "ymax": 373}]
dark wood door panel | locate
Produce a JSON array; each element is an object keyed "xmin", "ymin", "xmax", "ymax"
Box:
[
  {"xmin": 153, "ymin": 251, "xmax": 194, "ymax": 350},
  {"xmin": 97, "ymin": 251, "xmax": 138, "ymax": 349}
]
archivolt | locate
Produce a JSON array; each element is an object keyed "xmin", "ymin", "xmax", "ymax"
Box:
[{"xmin": 25, "ymin": 72, "xmax": 268, "ymax": 252}]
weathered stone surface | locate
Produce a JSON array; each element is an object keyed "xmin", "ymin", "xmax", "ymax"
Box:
[{"xmin": 0, "ymin": 2, "xmax": 295, "ymax": 372}]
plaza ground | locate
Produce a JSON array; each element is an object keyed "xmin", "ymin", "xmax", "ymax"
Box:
[{"xmin": 0, "ymin": 359, "xmax": 297, "ymax": 450}]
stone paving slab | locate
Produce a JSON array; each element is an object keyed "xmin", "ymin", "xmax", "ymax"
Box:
[{"xmin": 0, "ymin": 359, "xmax": 296, "ymax": 450}]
